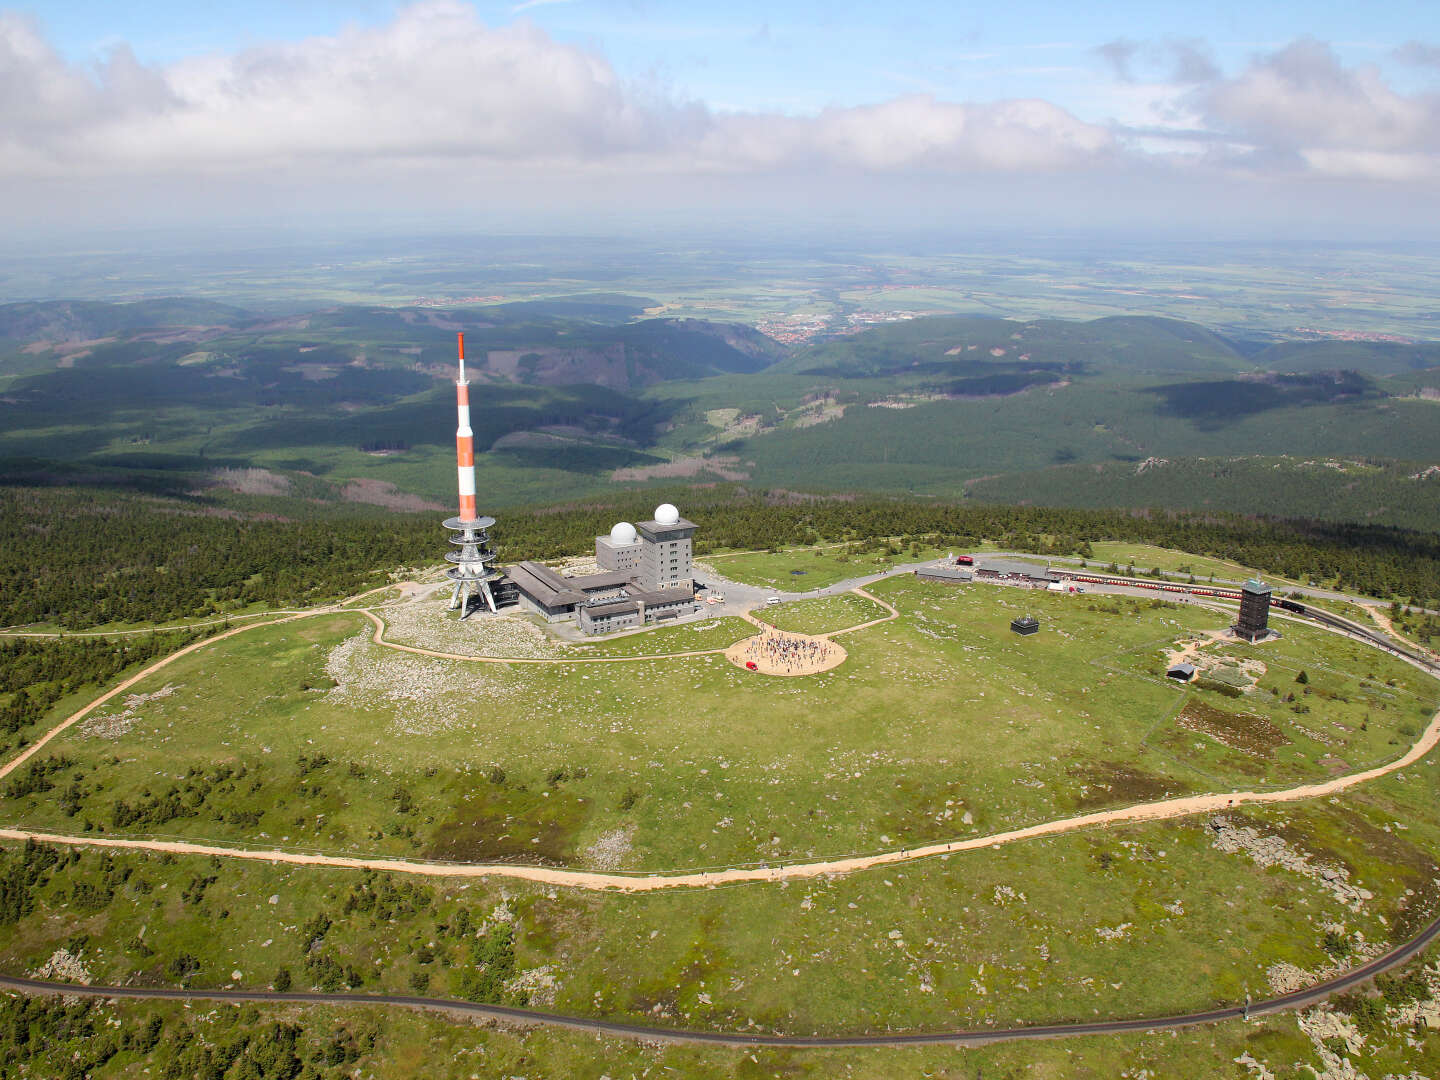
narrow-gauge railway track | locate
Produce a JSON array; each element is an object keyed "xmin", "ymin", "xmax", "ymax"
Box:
[{"xmin": 1, "ymin": 905, "xmax": 1437, "ymax": 1048}]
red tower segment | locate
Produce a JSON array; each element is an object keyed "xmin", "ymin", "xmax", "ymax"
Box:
[{"xmin": 454, "ymin": 331, "xmax": 477, "ymax": 521}]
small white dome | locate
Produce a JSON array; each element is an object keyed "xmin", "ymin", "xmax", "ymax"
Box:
[
  {"xmin": 609, "ymin": 521, "xmax": 638, "ymax": 545},
  {"xmin": 654, "ymin": 503, "xmax": 680, "ymax": 526}
]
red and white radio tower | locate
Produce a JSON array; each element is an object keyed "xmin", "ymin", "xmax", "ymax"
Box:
[{"xmin": 442, "ymin": 331, "xmax": 500, "ymax": 616}]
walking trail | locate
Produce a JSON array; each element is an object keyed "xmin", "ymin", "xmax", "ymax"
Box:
[{"xmin": 0, "ymin": 581, "xmax": 1436, "ymax": 893}]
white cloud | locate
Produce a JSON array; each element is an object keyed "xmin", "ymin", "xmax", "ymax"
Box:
[
  {"xmin": 1200, "ymin": 39, "xmax": 1439, "ymax": 153},
  {"xmin": 0, "ymin": 1, "xmax": 1114, "ymax": 180},
  {"xmin": 1, "ymin": 3, "xmax": 1437, "ymax": 216}
]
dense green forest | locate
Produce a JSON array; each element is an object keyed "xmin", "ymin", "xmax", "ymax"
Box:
[
  {"xmin": 5, "ymin": 301, "xmax": 1440, "ymax": 526},
  {"xmin": 3, "ymin": 485, "xmax": 1438, "ymax": 633},
  {"xmin": 966, "ymin": 455, "xmax": 1440, "ymax": 534}
]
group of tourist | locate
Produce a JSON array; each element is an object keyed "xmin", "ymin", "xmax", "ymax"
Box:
[{"xmin": 742, "ymin": 625, "xmax": 837, "ymax": 673}]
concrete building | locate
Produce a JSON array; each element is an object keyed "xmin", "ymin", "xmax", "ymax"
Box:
[
  {"xmin": 976, "ymin": 559, "xmax": 1058, "ymax": 585},
  {"xmin": 595, "ymin": 521, "xmax": 644, "ymax": 573},
  {"xmin": 636, "ymin": 503, "xmax": 695, "ymax": 592},
  {"xmin": 508, "ymin": 503, "xmax": 702, "ymax": 634},
  {"xmin": 1234, "ymin": 579, "xmax": 1272, "ymax": 642},
  {"xmin": 915, "ymin": 566, "xmax": 974, "ymax": 585}
]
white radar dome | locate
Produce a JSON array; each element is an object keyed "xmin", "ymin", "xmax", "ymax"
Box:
[
  {"xmin": 654, "ymin": 503, "xmax": 681, "ymax": 526},
  {"xmin": 609, "ymin": 521, "xmax": 638, "ymax": 545}
]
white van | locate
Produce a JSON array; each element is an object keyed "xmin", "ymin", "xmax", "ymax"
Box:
[{"xmin": 765, "ymin": 596, "xmax": 782, "ymax": 606}]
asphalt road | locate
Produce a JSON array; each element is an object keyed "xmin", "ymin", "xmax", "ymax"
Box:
[{"xmin": 2, "ymin": 908, "xmax": 1436, "ymax": 1048}]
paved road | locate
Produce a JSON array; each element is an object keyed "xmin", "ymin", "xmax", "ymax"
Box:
[{"xmin": 2, "ymin": 905, "xmax": 1437, "ymax": 1048}]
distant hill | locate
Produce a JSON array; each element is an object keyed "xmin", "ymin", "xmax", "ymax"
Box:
[
  {"xmin": 1254, "ymin": 339, "xmax": 1440, "ymax": 375},
  {"xmin": 776, "ymin": 314, "xmax": 1248, "ymax": 377},
  {"xmin": 964, "ymin": 455, "xmax": 1440, "ymax": 534},
  {"xmin": 3, "ymin": 298, "xmax": 1440, "ymax": 529},
  {"xmin": 0, "ymin": 298, "xmax": 252, "ymax": 342}
]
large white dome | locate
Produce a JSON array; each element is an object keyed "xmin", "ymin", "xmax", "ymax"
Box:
[
  {"xmin": 654, "ymin": 503, "xmax": 680, "ymax": 526},
  {"xmin": 609, "ymin": 521, "xmax": 638, "ymax": 545}
]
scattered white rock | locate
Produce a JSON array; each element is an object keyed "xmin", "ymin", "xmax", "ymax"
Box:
[
  {"xmin": 582, "ymin": 826, "xmax": 635, "ymax": 870},
  {"xmin": 80, "ymin": 684, "xmax": 179, "ymax": 739},
  {"xmin": 1209, "ymin": 817, "xmax": 1371, "ymax": 911},
  {"xmin": 34, "ymin": 947, "xmax": 91, "ymax": 985},
  {"xmin": 1234, "ymin": 1052, "xmax": 1276, "ymax": 1080},
  {"xmin": 504, "ymin": 965, "xmax": 559, "ymax": 1006}
]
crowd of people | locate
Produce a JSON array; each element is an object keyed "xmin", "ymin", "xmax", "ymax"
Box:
[{"xmin": 739, "ymin": 624, "xmax": 838, "ymax": 674}]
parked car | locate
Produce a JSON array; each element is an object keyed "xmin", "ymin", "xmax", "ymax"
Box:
[{"xmin": 765, "ymin": 596, "xmax": 782, "ymax": 606}]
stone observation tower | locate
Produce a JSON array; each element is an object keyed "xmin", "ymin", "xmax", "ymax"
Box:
[
  {"xmin": 442, "ymin": 331, "xmax": 502, "ymax": 617},
  {"xmin": 1232, "ymin": 578, "xmax": 1272, "ymax": 642}
]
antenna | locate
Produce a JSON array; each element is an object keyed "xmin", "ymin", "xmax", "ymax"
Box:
[{"xmin": 456, "ymin": 331, "xmax": 467, "ymax": 383}]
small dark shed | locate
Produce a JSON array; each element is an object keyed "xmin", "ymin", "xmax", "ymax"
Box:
[
  {"xmin": 1011, "ymin": 614, "xmax": 1040, "ymax": 636},
  {"xmin": 1166, "ymin": 662, "xmax": 1197, "ymax": 681}
]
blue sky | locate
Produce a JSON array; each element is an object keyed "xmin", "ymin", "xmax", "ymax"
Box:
[
  {"xmin": 27, "ymin": 0, "xmax": 1440, "ymax": 111},
  {"xmin": 5, "ymin": 1, "xmax": 1440, "ymax": 236}
]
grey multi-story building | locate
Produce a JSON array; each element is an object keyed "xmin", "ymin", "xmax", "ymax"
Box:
[
  {"xmin": 595, "ymin": 521, "xmax": 644, "ymax": 572},
  {"xmin": 507, "ymin": 503, "xmax": 701, "ymax": 634},
  {"xmin": 636, "ymin": 503, "xmax": 695, "ymax": 592}
]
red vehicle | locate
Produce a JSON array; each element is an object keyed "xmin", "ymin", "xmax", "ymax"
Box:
[
  {"xmin": 746, "ymin": 661, "xmax": 759, "ymax": 671},
  {"xmin": 955, "ymin": 555, "xmax": 975, "ymax": 566}
]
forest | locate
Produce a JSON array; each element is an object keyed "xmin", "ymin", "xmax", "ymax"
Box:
[{"xmin": 3, "ymin": 484, "xmax": 1438, "ymax": 634}]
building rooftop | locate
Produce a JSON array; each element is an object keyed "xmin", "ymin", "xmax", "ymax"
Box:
[
  {"xmin": 1242, "ymin": 578, "xmax": 1272, "ymax": 595},
  {"xmin": 624, "ymin": 582, "xmax": 697, "ymax": 605},
  {"xmin": 506, "ymin": 561, "xmax": 584, "ymax": 607},
  {"xmin": 979, "ymin": 559, "xmax": 1056, "ymax": 580},
  {"xmin": 637, "ymin": 516, "xmax": 698, "ymax": 535},
  {"xmin": 583, "ymin": 598, "xmax": 640, "ymax": 618},
  {"xmin": 917, "ymin": 566, "xmax": 974, "ymax": 581}
]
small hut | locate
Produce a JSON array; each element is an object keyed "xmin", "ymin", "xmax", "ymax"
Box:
[
  {"xmin": 1166, "ymin": 662, "xmax": 1197, "ymax": 682},
  {"xmin": 1011, "ymin": 614, "xmax": 1040, "ymax": 636}
]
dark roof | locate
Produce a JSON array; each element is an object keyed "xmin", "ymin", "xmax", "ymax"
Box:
[
  {"xmin": 582, "ymin": 599, "xmax": 640, "ymax": 619},
  {"xmin": 979, "ymin": 560, "xmax": 1055, "ymax": 579},
  {"xmin": 1166, "ymin": 662, "xmax": 1197, "ymax": 677},
  {"xmin": 573, "ymin": 570, "xmax": 632, "ymax": 593},
  {"xmin": 637, "ymin": 517, "xmax": 697, "ymax": 538},
  {"xmin": 916, "ymin": 566, "xmax": 973, "ymax": 582},
  {"xmin": 507, "ymin": 561, "xmax": 583, "ymax": 607},
  {"xmin": 624, "ymin": 582, "xmax": 696, "ymax": 605}
]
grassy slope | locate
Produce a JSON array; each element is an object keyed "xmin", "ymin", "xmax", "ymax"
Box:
[
  {"xmin": 0, "ymin": 557, "xmax": 1438, "ymax": 1072},
  {"xmin": 9, "ymin": 578, "xmax": 1434, "ymax": 873}
]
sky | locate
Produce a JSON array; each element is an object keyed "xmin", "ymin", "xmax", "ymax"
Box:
[{"xmin": 6, "ymin": 0, "xmax": 1440, "ymax": 241}]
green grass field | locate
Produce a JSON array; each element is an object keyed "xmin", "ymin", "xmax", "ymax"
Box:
[
  {"xmin": 7, "ymin": 578, "xmax": 1434, "ymax": 877},
  {"xmin": 702, "ymin": 543, "xmax": 953, "ymax": 590},
  {"xmin": 756, "ymin": 592, "xmax": 889, "ymax": 634},
  {"xmin": 1, "ymin": 569, "xmax": 1439, "ymax": 1074},
  {"xmin": 1081, "ymin": 540, "xmax": 1287, "ymax": 583}
]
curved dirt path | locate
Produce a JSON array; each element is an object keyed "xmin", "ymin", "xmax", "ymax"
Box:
[
  {"xmin": 0, "ymin": 609, "xmax": 339, "ymax": 784},
  {"xmin": 1, "ymin": 580, "xmax": 1437, "ymax": 893},
  {"xmin": 2, "ymin": 702, "xmax": 1437, "ymax": 893},
  {"xmin": 0, "ymin": 610, "xmax": 314, "ymax": 639}
]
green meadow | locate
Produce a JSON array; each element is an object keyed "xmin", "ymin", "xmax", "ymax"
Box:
[{"xmin": 6, "ymin": 576, "xmax": 1433, "ymax": 876}]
